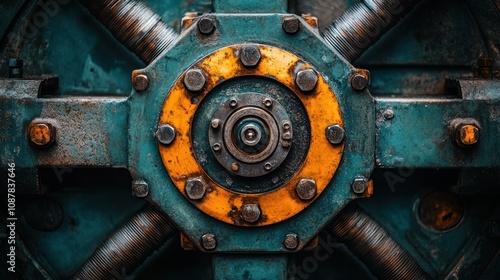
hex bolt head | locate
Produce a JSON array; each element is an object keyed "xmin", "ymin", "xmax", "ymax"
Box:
[
  {"xmin": 296, "ymin": 179, "xmax": 317, "ymax": 200},
  {"xmin": 8, "ymin": 58, "xmax": 23, "ymax": 78},
  {"xmin": 283, "ymin": 233, "xmax": 299, "ymax": 250},
  {"xmin": 212, "ymin": 143, "xmax": 222, "ymax": 152},
  {"xmin": 352, "ymin": 176, "xmax": 368, "ymax": 195},
  {"xmin": 131, "ymin": 180, "xmax": 149, "ymax": 198},
  {"xmin": 241, "ymin": 203, "xmax": 261, "ymax": 223},
  {"xmin": 197, "ymin": 17, "xmax": 215, "ymax": 34},
  {"xmin": 282, "ymin": 16, "xmax": 300, "ymax": 34},
  {"xmin": 183, "ymin": 69, "xmax": 206, "ymax": 92},
  {"xmin": 383, "ymin": 109, "xmax": 395, "ymax": 120},
  {"xmin": 239, "ymin": 45, "xmax": 261, "ymax": 67},
  {"xmin": 156, "ymin": 124, "xmax": 176, "ymax": 145},
  {"xmin": 295, "ymin": 69, "xmax": 318, "ymax": 92},
  {"xmin": 457, "ymin": 124, "xmax": 480, "ymax": 146},
  {"xmin": 201, "ymin": 233, "xmax": 217, "ymax": 250},
  {"xmin": 133, "ymin": 74, "xmax": 149, "ymax": 91},
  {"xmin": 351, "ymin": 73, "xmax": 369, "ymax": 91},
  {"xmin": 211, "ymin": 119, "xmax": 221, "ymax": 129},
  {"xmin": 28, "ymin": 121, "xmax": 56, "ymax": 147},
  {"xmin": 185, "ymin": 178, "xmax": 207, "ymax": 200},
  {"xmin": 326, "ymin": 124, "xmax": 345, "ymax": 145},
  {"xmin": 264, "ymin": 162, "xmax": 273, "ymax": 171},
  {"xmin": 263, "ymin": 98, "xmax": 273, "ymax": 107}
]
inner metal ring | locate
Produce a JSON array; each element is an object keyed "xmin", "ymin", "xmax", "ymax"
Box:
[
  {"xmin": 224, "ymin": 107, "xmax": 279, "ymax": 163},
  {"xmin": 240, "ymin": 124, "xmax": 262, "ymax": 147}
]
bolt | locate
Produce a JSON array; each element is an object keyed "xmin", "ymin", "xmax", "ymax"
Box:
[
  {"xmin": 201, "ymin": 233, "xmax": 217, "ymax": 250},
  {"xmin": 296, "ymin": 178, "xmax": 317, "ymax": 200},
  {"xmin": 383, "ymin": 109, "xmax": 394, "ymax": 120},
  {"xmin": 211, "ymin": 119, "xmax": 221, "ymax": 129},
  {"xmin": 282, "ymin": 16, "xmax": 300, "ymax": 34},
  {"xmin": 131, "ymin": 180, "xmax": 149, "ymax": 198},
  {"xmin": 282, "ymin": 140, "xmax": 291, "ymax": 148},
  {"xmin": 185, "ymin": 177, "xmax": 206, "ymax": 200},
  {"xmin": 456, "ymin": 124, "xmax": 480, "ymax": 146},
  {"xmin": 352, "ymin": 176, "xmax": 368, "ymax": 195},
  {"xmin": 295, "ymin": 69, "xmax": 318, "ymax": 92},
  {"xmin": 229, "ymin": 98, "xmax": 238, "ymax": 107},
  {"xmin": 283, "ymin": 233, "xmax": 299, "ymax": 250},
  {"xmin": 264, "ymin": 162, "xmax": 273, "ymax": 171},
  {"xmin": 231, "ymin": 163, "xmax": 239, "ymax": 171},
  {"xmin": 263, "ymin": 98, "xmax": 273, "ymax": 107},
  {"xmin": 156, "ymin": 124, "xmax": 176, "ymax": 145},
  {"xmin": 184, "ymin": 69, "xmax": 206, "ymax": 92},
  {"xmin": 8, "ymin": 58, "xmax": 23, "ymax": 78},
  {"xmin": 351, "ymin": 73, "xmax": 369, "ymax": 91},
  {"xmin": 133, "ymin": 74, "xmax": 149, "ymax": 91},
  {"xmin": 28, "ymin": 121, "xmax": 56, "ymax": 147},
  {"xmin": 326, "ymin": 124, "xmax": 345, "ymax": 145},
  {"xmin": 197, "ymin": 17, "xmax": 215, "ymax": 34},
  {"xmin": 239, "ymin": 45, "xmax": 261, "ymax": 67},
  {"xmin": 283, "ymin": 122, "xmax": 291, "ymax": 130},
  {"xmin": 212, "ymin": 143, "xmax": 222, "ymax": 152},
  {"xmin": 282, "ymin": 132, "xmax": 292, "ymax": 141},
  {"xmin": 241, "ymin": 203, "xmax": 261, "ymax": 223}
]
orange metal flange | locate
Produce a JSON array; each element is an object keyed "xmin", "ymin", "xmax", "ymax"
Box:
[{"xmin": 158, "ymin": 44, "xmax": 344, "ymax": 226}]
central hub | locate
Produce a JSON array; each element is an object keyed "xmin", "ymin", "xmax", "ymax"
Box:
[{"xmin": 209, "ymin": 93, "xmax": 292, "ymax": 177}]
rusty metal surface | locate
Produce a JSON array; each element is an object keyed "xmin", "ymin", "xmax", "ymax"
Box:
[
  {"xmin": 0, "ymin": 81, "xmax": 129, "ymax": 168},
  {"xmin": 71, "ymin": 204, "xmax": 176, "ymax": 280},
  {"xmin": 375, "ymin": 98, "xmax": 500, "ymax": 168},
  {"xmin": 323, "ymin": 0, "xmax": 423, "ymax": 62},
  {"xmin": 157, "ymin": 44, "xmax": 345, "ymax": 226},
  {"xmin": 329, "ymin": 202, "xmax": 432, "ymax": 279},
  {"xmin": 418, "ymin": 191, "xmax": 464, "ymax": 231},
  {"xmin": 79, "ymin": 0, "xmax": 178, "ymax": 64}
]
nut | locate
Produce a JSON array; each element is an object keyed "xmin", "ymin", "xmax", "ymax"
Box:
[
  {"xmin": 241, "ymin": 203, "xmax": 261, "ymax": 223},
  {"xmin": 211, "ymin": 119, "xmax": 221, "ymax": 129},
  {"xmin": 296, "ymin": 179, "xmax": 317, "ymax": 200},
  {"xmin": 457, "ymin": 124, "xmax": 480, "ymax": 146},
  {"xmin": 352, "ymin": 176, "xmax": 368, "ymax": 195},
  {"xmin": 325, "ymin": 124, "xmax": 345, "ymax": 145},
  {"xmin": 239, "ymin": 45, "xmax": 261, "ymax": 67},
  {"xmin": 184, "ymin": 69, "xmax": 206, "ymax": 92},
  {"xmin": 131, "ymin": 180, "xmax": 149, "ymax": 198},
  {"xmin": 283, "ymin": 233, "xmax": 299, "ymax": 250},
  {"xmin": 282, "ymin": 16, "xmax": 300, "ymax": 34},
  {"xmin": 201, "ymin": 233, "xmax": 217, "ymax": 250},
  {"xmin": 351, "ymin": 73, "xmax": 369, "ymax": 91},
  {"xmin": 197, "ymin": 17, "xmax": 215, "ymax": 34},
  {"xmin": 450, "ymin": 118, "xmax": 481, "ymax": 147},
  {"xmin": 133, "ymin": 74, "xmax": 149, "ymax": 91},
  {"xmin": 295, "ymin": 69, "xmax": 318, "ymax": 92},
  {"xmin": 185, "ymin": 178, "xmax": 207, "ymax": 200},
  {"xmin": 28, "ymin": 121, "xmax": 56, "ymax": 147},
  {"xmin": 156, "ymin": 124, "xmax": 176, "ymax": 145}
]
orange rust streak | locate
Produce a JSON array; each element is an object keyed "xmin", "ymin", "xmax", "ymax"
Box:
[{"xmin": 159, "ymin": 45, "xmax": 344, "ymax": 226}]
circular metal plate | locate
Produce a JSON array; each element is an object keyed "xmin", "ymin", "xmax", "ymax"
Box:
[{"xmin": 158, "ymin": 44, "xmax": 345, "ymax": 226}]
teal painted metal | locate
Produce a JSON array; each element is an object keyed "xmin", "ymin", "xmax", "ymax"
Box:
[
  {"xmin": 213, "ymin": 255, "xmax": 288, "ymax": 279},
  {"xmin": 128, "ymin": 13, "xmax": 375, "ymax": 252},
  {"xmin": 375, "ymin": 98, "xmax": 500, "ymax": 168},
  {"xmin": 214, "ymin": 0, "xmax": 287, "ymax": 13},
  {"xmin": 0, "ymin": 0, "xmax": 499, "ymax": 279}
]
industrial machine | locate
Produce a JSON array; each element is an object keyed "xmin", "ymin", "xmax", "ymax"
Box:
[{"xmin": 1, "ymin": 0, "xmax": 499, "ymax": 279}]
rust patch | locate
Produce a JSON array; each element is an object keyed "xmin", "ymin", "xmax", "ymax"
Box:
[{"xmin": 418, "ymin": 191, "xmax": 464, "ymax": 231}]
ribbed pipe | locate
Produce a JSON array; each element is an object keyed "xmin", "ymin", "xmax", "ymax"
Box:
[
  {"xmin": 328, "ymin": 203, "xmax": 432, "ymax": 280},
  {"xmin": 323, "ymin": 0, "xmax": 422, "ymax": 62},
  {"xmin": 71, "ymin": 204, "xmax": 176, "ymax": 280},
  {"xmin": 79, "ymin": 0, "xmax": 178, "ymax": 64}
]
